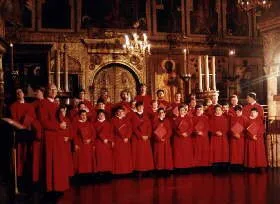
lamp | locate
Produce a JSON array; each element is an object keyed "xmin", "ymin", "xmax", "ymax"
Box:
[{"xmin": 123, "ymin": 33, "xmax": 151, "ymax": 56}]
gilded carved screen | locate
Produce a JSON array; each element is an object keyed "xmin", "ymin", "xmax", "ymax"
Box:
[{"xmin": 93, "ymin": 65, "xmax": 138, "ymax": 104}]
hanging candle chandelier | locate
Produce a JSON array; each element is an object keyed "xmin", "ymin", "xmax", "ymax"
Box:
[{"xmin": 237, "ymin": 0, "xmax": 272, "ymax": 12}]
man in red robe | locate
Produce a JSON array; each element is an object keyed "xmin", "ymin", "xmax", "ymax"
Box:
[
  {"xmin": 10, "ymin": 88, "xmax": 42, "ymax": 180},
  {"xmin": 243, "ymin": 92, "xmax": 264, "ymax": 120},
  {"xmin": 134, "ymin": 83, "xmax": 152, "ymax": 109},
  {"xmin": 206, "ymin": 93, "xmax": 219, "ymax": 117},
  {"xmin": 173, "ymin": 105, "xmax": 194, "ymax": 169},
  {"xmin": 98, "ymin": 88, "xmax": 113, "ymax": 114},
  {"xmin": 244, "ymin": 108, "xmax": 267, "ymax": 168},
  {"xmin": 114, "ymin": 90, "xmax": 132, "ymax": 119},
  {"xmin": 156, "ymin": 89, "xmax": 170, "ymax": 109},
  {"xmin": 188, "ymin": 98, "xmax": 197, "ymax": 116},
  {"xmin": 147, "ymin": 100, "xmax": 159, "ymax": 121},
  {"xmin": 111, "ymin": 106, "xmax": 133, "ymax": 174},
  {"xmin": 31, "ymin": 86, "xmax": 45, "ymax": 183},
  {"xmin": 228, "ymin": 94, "xmax": 239, "ymax": 117},
  {"xmin": 131, "ymin": 102, "xmax": 154, "ymax": 173},
  {"xmin": 168, "ymin": 92, "xmax": 182, "ymax": 118},
  {"xmin": 78, "ymin": 89, "xmax": 94, "ymax": 112},
  {"xmin": 38, "ymin": 84, "xmax": 69, "ymax": 192}
]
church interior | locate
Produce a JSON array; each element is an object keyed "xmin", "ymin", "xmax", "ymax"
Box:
[{"xmin": 1, "ymin": 0, "xmax": 280, "ymax": 203}]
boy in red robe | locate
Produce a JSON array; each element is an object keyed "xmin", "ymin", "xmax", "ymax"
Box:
[
  {"xmin": 152, "ymin": 108, "xmax": 173, "ymax": 171},
  {"xmin": 206, "ymin": 94, "xmax": 219, "ymax": 117},
  {"xmin": 38, "ymin": 84, "xmax": 69, "ymax": 192},
  {"xmin": 228, "ymin": 94, "xmax": 239, "ymax": 117},
  {"xmin": 134, "ymin": 83, "xmax": 152, "ymax": 109},
  {"xmin": 209, "ymin": 105, "xmax": 229, "ymax": 170},
  {"xmin": 168, "ymin": 92, "xmax": 182, "ymax": 118},
  {"xmin": 244, "ymin": 108, "xmax": 267, "ymax": 169},
  {"xmin": 94, "ymin": 110, "xmax": 114, "ymax": 173},
  {"xmin": 73, "ymin": 110, "xmax": 96, "ymax": 174},
  {"xmin": 229, "ymin": 105, "xmax": 247, "ymax": 170},
  {"xmin": 131, "ymin": 102, "xmax": 154, "ymax": 173},
  {"xmin": 111, "ymin": 106, "xmax": 133, "ymax": 175},
  {"xmin": 192, "ymin": 105, "xmax": 210, "ymax": 168},
  {"xmin": 173, "ymin": 105, "xmax": 194, "ymax": 169}
]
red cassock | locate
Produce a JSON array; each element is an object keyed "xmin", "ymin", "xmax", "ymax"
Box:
[
  {"xmin": 114, "ymin": 101, "xmax": 132, "ymax": 118},
  {"xmin": 135, "ymin": 95, "xmax": 152, "ymax": 109},
  {"xmin": 38, "ymin": 99, "xmax": 69, "ymax": 192},
  {"xmin": 31, "ymin": 99, "xmax": 44, "ymax": 183},
  {"xmin": 94, "ymin": 119, "xmax": 114, "ymax": 172},
  {"xmin": 192, "ymin": 115, "xmax": 210, "ymax": 167},
  {"xmin": 244, "ymin": 117, "xmax": 267, "ymax": 168},
  {"xmin": 167, "ymin": 102, "xmax": 180, "ymax": 119},
  {"xmin": 229, "ymin": 115, "xmax": 248, "ymax": 165},
  {"xmin": 10, "ymin": 101, "xmax": 41, "ymax": 179},
  {"xmin": 243, "ymin": 103, "xmax": 264, "ymax": 119},
  {"xmin": 205, "ymin": 105, "xmax": 215, "ymax": 117},
  {"xmin": 131, "ymin": 113, "xmax": 154, "ymax": 171},
  {"xmin": 228, "ymin": 106, "xmax": 237, "ymax": 117},
  {"xmin": 146, "ymin": 108, "xmax": 158, "ymax": 121},
  {"xmin": 111, "ymin": 116, "xmax": 133, "ymax": 174},
  {"xmin": 209, "ymin": 115, "xmax": 229, "ymax": 163},
  {"xmin": 173, "ymin": 116, "xmax": 194, "ymax": 168},
  {"xmin": 152, "ymin": 118, "xmax": 173, "ymax": 170},
  {"xmin": 158, "ymin": 99, "xmax": 170, "ymax": 110},
  {"xmin": 58, "ymin": 115, "xmax": 74, "ymax": 177},
  {"xmin": 72, "ymin": 120, "xmax": 96, "ymax": 174}
]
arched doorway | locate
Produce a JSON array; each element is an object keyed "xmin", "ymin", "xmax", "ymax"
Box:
[{"xmin": 93, "ymin": 63, "xmax": 140, "ymax": 104}]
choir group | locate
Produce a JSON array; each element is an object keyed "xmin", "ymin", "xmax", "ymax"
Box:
[{"xmin": 9, "ymin": 83, "xmax": 267, "ymax": 194}]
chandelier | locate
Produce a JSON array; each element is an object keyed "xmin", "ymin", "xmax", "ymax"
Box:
[
  {"xmin": 237, "ymin": 0, "xmax": 272, "ymax": 12},
  {"xmin": 123, "ymin": 33, "xmax": 151, "ymax": 56}
]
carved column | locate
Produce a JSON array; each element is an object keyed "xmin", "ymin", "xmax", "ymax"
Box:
[
  {"xmin": 64, "ymin": 44, "xmax": 69, "ymax": 92},
  {"xmin": 0, "ymin": 18, "xmax": 6, "ymax": 117}
]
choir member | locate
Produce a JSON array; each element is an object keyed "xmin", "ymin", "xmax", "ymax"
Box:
[
  {"xmin": 94, "ymin": 110, "xmax": 114, "ymax": 173},
  {"xmin": 209, "ymin": 105, "xmax": 229, "ymax": 167},
  {"xmin": 168, "ymin": 92, "xmax": 182, "ymax": 118},
  {"xmin": 173, "ymin": 105, "xmax": 194, "ymax": 169},
  {"xmin": 229, "ymin": 105, "xmax": 247, "ymax": 167},
  {"xmin": 206, "ymin": 94, "xmax": 219, "ymax": 116},
  {"xmin": 147, "ymin": 100, "xmax": 159, "ymax": 120},
  {"xmin": 243, "ymin": 92, "xmax": 264, "ymax": 120},
  {"xmin": 221, "ymin": 102, "xmax": 230, "ymax": 117},
  {"xmin": 244, "ymin": 108, "xmax": 267, "ymax": 168},
  {"xmin": 129, "ymin": 99, "xmax": 137, "ymax": 113},
  {"xmin": 38, "ymin": 84, "xmax": 69, "ymax": 192},
  {"xmin": 57, "ymin": 105, "xmax": 74, "ymax": 177},
  {"xmin": 95, "ymin": 98, "xmax": 110, "ymax": 120},
  {"xmin": 32, "ymin": 87, "xmax": 45, "ymax": 183},
  {"xmin": 98, "ymin": 88, "xmax": 112, "ymax": 113},
  {"xmin": 111, "ymin": 106, "xmax": 133, "ymax": 174},
  {"xmin": 203, "ymin": 97, "xmax": 212, "ymax": 116},
  {"xmin": 54, "ymin": 96, "xmax": 60, "ymax": 105},
  {"xmin": 135, "ymin": 83, "xmax": 152, "ymax": 109},
  {"xmin": 152, "ymin": 108, "xmax": 173, "ymax": 171},
  {"xmin": 10, "ymin": 88, "xmax": 39, "ymax": 178},
  {"xmin": 192, "ymin": 105, "xmax": 210, "ymax": 167},
  {"xmin": 156, "ymin": 89, "xmax": 169, "ymax": 109},
  {"xmin": 69, "ymin": 98, "xmax": 80, "ymax": 121},
  {"xmin": 73, "ymin": 110, "xmax": 96, "ymax": 174},
  {"xmin": 131, "ymin": 102, "xmax": 154, "ymax": 172},
  {"xmin": 78, "ymin": 102, "xmax": 96, "ymax": 122},
  {"xmin": 229, "ymin": 95, "xmax": 239, "ymax": 117},
  {"xmin": 78, "ymin": 89, "xmax": 94, "ymax": 112},
  {"xmin": 188, "ymin": 98, "xmax": 197, "ymax": 116},
  {"xmin": 115, "ymin": 90, "xmax": 132, "ymax": 119}
]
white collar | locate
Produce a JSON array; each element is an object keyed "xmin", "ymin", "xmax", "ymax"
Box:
[
  {"xmin": 250, "ymin": 101, "xmax": 256, "ymax": 105},
  {"xmin": 97, "ymin": 118, "xmax": 105, "ymax": 123},
  {"xmin": 47, "ymin": 97, "xmax": 55, "ymax": 103},
  {"xmin": 18, "ymin": 100, "xmax": 25, "ymax": 104},
  {"xmin": 78, "ymin": 119, "xmax": 86, "ymax": 123},
  {"xmin": 137, "ymin": 111, "xmax": 144, "ymax": 115}
]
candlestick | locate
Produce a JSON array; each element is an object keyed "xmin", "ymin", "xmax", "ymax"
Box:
[
  {"xmin": 205, "ymin": 55, "xmax": 210, "ymax": 91},
  {"xmin": 212, "ymin": 56, "xmax": 216, "ymax": 91},
  {"xmin": 198, "ymin": 56, "xmax": 203, "ymax": 92},
  {"xmin": 183, "ymin": 49, "xmax": 187, "ymax": 75},
  {"xmin": 10, "ymin": 42, "xmax": 14, "ymax": 72}
]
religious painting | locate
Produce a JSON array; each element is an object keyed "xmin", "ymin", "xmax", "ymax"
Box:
[
  {"xmin": 156, "ymin": 0, "xmax": 182, "ymax": 33},
  {"xmin": 82, "ymin": 0, "xmax": 147, "ymax": 29},
  {"xmin": 226, "ymin": 0, "xmax": 249, "ymax": 36},
  {"xmin": 93, "ymin": 64, "xmax": 138, "ymax": 104},
  {"xmin": 190, "ymin": 0, "xmax": 218, "ymax": 35}
]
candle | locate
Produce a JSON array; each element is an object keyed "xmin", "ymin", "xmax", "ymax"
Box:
[
  {"xmin": 198, "ymin": 56, "xmax": 203, "ymax": 92},
  {"xmin": 10, "ymin": 42, "xmax": 14, "ymax": 72},
  {"xmin": 183, "ymin": 49, "xmax": 187, "ymax": 75},
  {"xmin": 205, "ymin": 55, "xmax": 210, "ymax": 91}
]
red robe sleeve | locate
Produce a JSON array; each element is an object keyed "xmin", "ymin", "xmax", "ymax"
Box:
[{"xmin": 38, "ymin": 100, "xmax": 60, "ymax": 131}]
